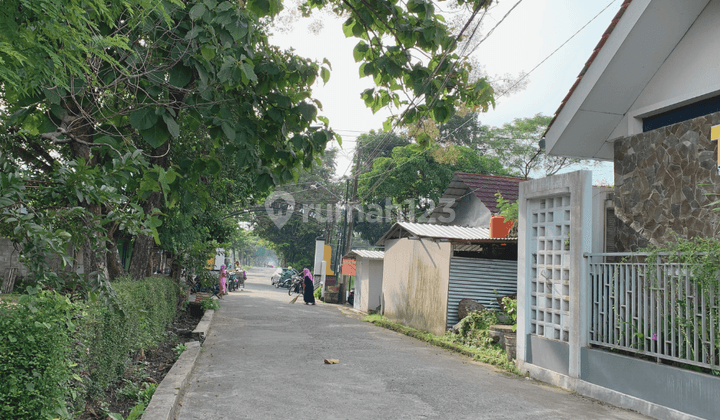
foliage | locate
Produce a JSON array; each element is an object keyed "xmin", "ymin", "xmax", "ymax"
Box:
[
  {"xmin": 502, "ymin": 297, "xmax": 517, "ymax": 332},
  {"xmin": 314, "ymin": 285, "xmax": 322, "ymax": 299},
  {"xmin": 200, "ymin": 297, "xmax": 221, "ymax": 312},
  {"xmin": 358, "ymin": 143, "xmax": 511, "ymax": 222},
  {"xmin": 0, "ymin": 291, "xmax": 77, "ymax": 420},
  {"xmin": 0, "ymin": 277, "xmax": 179, "ymax": 418},
  {"xmin": 118, "ymin": 381, "xmax": 140, "ymax": 400},
  {"xmin": 364, "ymin": 313, "xmax": 518, "ymax": 374},
  {"xmin": 109, "ymin": 382, "xmax": 157, "ymax": 420},
  {"xmin": 2, "ymin": 0, "xmax": 493, "ymax": 288},
  {"xmin": 485, "ymin": 114, "xmax": 593, "ymax": 178},
  {"xmin": 173, "ymin": 343, "xmax": 188, "ymax": 358},
  {"xmin": 250, "ymin": 149, "xmax": 341, "ymax": 267},
  {"xmin": 495, "ymin": 192, "xmax": 518, "ymax": 224}
]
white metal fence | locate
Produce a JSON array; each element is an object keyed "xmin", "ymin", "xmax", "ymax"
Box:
[{"xmin": 586, "ymin": 252, "xmax": 720, "ymax": 371}]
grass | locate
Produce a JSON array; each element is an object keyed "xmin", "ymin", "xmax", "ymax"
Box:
[{"xmin": 364, "ymin": 313, "xmax": 520, "ymax": 374}]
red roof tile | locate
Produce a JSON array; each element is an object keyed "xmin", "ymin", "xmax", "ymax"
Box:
[
  {"xmin": 455, "ymin": 173, "xmax": 527, "ymax": 213},
  {"xmin": 545, "ymin": 0, "xmax": 634, "ymax": 135}
]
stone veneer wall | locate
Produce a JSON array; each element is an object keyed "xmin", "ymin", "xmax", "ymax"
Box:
[{"xmin": 614, "ymin": 111, "xmax": 720, "ymax": 251}]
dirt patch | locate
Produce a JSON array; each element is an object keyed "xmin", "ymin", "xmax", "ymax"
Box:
[{"xmin": 77, "ymin": 309, "xmax": 202, "ymax": 419}]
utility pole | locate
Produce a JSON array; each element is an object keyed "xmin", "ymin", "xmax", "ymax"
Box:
[{"xmin": 343, "ymin": 147, "xmax": 362, "ymax": 255}]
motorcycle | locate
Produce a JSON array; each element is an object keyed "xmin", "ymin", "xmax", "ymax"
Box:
[
  {"xmin": 227, "ymin": 271, "xmax": 238, "ymax": 292},
  {"xmin": 347, "ymin": 289, "xmax": 354, "ymax": 306}
]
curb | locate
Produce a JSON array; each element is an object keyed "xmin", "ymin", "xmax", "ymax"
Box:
[{"xmin": 142, "ymin": 309, "xmax": 215, "ymax": 420}]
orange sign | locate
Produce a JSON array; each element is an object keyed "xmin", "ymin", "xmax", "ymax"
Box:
[{"xmin": 341, "ymin": 258, "xmax": 356, "ymax": 275}]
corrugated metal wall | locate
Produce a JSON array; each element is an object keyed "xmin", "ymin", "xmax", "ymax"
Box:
[{"xmin": 446, "ymin": 256, "xmax": 517, "ymax": 329}]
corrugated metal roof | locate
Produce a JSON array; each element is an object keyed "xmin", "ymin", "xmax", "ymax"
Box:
[
  {"xmin": 377, "ymin": 222, "xmax": 507, "ymax": 245},
  {"xmin": 399, "ymin": 222, "xmax": 490, "ymax": 240},
  {"xmin": 345, "ymin": 249, "xmax": 385, "ymax": 260}
]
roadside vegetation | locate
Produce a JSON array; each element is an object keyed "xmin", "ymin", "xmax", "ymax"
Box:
[
  {"xmin": 365, "ymin": 310, "xmax": 520, "ymax": 375},
  {"xmin": 0, "ymin": 277, "xmax": 186, "ymax": 419}
]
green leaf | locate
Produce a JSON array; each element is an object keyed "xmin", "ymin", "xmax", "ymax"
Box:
[
  {"xmin": 353, "ymin": 42, "xmax": 368, "ymax": 62},
  {"xmin": 221, "ymin": 121, "xmax": 235, "ymax": 141},
  {"xmin": 240, "ymin": 62, "xmax": 258, "ymax": 84},
  {"xmin": 296, "ymin": 102, "xmax": 316, "ymax": 122},
  {"xmin": 169, "ymin": 65, "xmax": 192, "ymax": 88},
  {"xmin": 320, "ymin": 67, "xmax": 330, "ymax": 85},
  {"xmin": 189, "ymin": 3, "xmax": 207, "ymax": 20},
  {"xmin": 162, "ymin": 115, "xmax": 180, "ymax": 139},
  {"xmin": 201, "ymin": 46, "xmax": 216, "ymax": 61},
  {"xmin": 130, "ymin": 108, "xmax": 159, "ymax": 131},
  {"xmin": 206, "ymin": 158, "xmax": 222, "ymax": 174},
  {"xmin": 140, "ymin": 120, "xmax": 170, "ymax": 148}
]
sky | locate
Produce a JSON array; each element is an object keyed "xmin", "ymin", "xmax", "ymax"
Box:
[{"xmin": 270, "ymin": 0, "xmax": 623, "ymax": 184}]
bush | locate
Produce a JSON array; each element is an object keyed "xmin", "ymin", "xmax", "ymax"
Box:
[
  {"xmin": 79, "ymin": 277, "xmax": 180, "ymax": 393},
  {"xmin": 0, "ymin": 277, "xmax": 180, "ymax": 419},
  {"xmin": 0, "ymin": 292, "xmax": 79, "ymax": 420}
]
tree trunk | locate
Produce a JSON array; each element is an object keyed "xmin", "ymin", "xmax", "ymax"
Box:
[
  {"xmin": 128, "ymin": 142, "xmax": 169, "ymax": 280},
  {"xmin": 106, "ymin": 240, "xmax": 126, "ymax": 280}
]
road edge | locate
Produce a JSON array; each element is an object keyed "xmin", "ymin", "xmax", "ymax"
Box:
[{"xmin": 141, "ymin": 308, "xmax": 215, "ymax": 420}]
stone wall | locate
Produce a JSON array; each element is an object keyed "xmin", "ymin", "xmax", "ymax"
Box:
[{"xmin": 614, "ymin": 112, "xmax": 720, "ymax": 250}]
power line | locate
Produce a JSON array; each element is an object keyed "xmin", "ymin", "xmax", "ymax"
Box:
[{"xmin": 436, "ymin": 0, "xmax": 619, "ymax": 145}]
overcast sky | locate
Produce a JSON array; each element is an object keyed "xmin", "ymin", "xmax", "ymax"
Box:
[{"xmin": 270, "ymin": 0, "xmax": 622, "ymax": 184}]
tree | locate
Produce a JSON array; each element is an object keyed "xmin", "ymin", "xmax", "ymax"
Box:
[
  {"xmin": 1, "ymin": 0, "xmax": 499, "ymax": 291},
  {"xmin": 357, "ymin": 143, "xmax": 511, "ymax": 222},
  {"xmin": 486, "ymin": 114, "xmax": 594, "ymax": 178}
]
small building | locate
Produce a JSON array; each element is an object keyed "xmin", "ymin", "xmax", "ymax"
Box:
[
  {"xmin": 377, "ymin": 222, "xmax": 516, "ymax": 336},
  {"xmin": 343, "ymin": 249, "xmax": 384, "ymax": 313},
  {"xmin": 430, "ymin": 173, "xmax": 526, "ymax": 228}
]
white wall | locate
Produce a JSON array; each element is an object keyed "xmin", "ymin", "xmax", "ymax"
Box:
[
  {"xmin": 611, "ymin": 0, "xmax": 720, "ymax": 138},
  {"xmin": 381, "ymin": 238, "xmax": 451, "ymax": 335},
  {"xmin": 447, "ymin": 194, "xmax": 491, "ymax": 228},
  {"xmin": 354, "ymin": 257, "xmax": 384, "ymax": 312}
]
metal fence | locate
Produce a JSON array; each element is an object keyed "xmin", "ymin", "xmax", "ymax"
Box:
[{"xmin": 586, "ymin": 252, "xmax": 720, "ymax": 371}]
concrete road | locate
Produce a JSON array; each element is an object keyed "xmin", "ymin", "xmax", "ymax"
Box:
[{"xmin": 176, "ymin": 267, "xmax": 650, "ymax": 420}]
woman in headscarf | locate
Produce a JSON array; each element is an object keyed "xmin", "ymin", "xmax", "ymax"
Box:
[
  {"xmin": 218, "ymin": 264, "xmax": 227, "ymax": 299},
  {"xmin": 303, "ymin": 268, "xmax": 316, "ymax": 305}
]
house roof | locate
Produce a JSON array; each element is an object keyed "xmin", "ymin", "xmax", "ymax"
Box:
[
  {"xmin": 376, "ymin": 222, "xmax": 516, "ymax": 246},
  {"xmin": 430, "ymin": 173, "xmax": 526, "ymax": 222},
  {"xmin": 344, "ymin": 249, "xmax": 385, "ymax": 260},
  {"xmin": 545, "ymin": 0, "xmax": 633, "ymax": 138},
  {"xmin": 544, "ymin": 0, "xmax": 710, "ymax": 160}
]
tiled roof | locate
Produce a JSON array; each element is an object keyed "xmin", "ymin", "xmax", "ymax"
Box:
[
  {"xmin": 545, "ymin": 0, "xmax": 634, "ymax": 135},
  {"xmin": 454, "ymin": 173, "xmax": 526, "ymax": 213}
]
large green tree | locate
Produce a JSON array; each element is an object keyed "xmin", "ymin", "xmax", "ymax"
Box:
[
  {"xmin": 357, "ymin": 142, "xmax": 511, "ymax": 223},
  {"xmin": 1, "ymin": 0, "xmax": 499, "ymax": 289}
]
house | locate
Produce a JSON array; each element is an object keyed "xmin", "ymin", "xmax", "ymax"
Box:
[
  {"xmin": 516, "ymin": 2, "xmax": 720, "ymax": 419},
  {"xmin": 544, "ymin": 0, "xmax": 720, "ymax": 251},
  {"xmin": 343, "ymin": 249, "xmax": 384, "ymax": 313},
  {"xmin": 430, "ymin": 173, "xmax": 526, "ymax": 228},
  {"xmin": 377, "ymin": 222, "xmax": 516, "ymax": 336}
]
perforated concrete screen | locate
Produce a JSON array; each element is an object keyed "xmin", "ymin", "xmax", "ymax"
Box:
[{"xmin": 529, "ymin": 195, "xmax": 571, "ymax": 342}]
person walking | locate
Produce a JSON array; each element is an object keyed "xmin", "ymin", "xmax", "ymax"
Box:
[
  {"xmin": 218, "ymin": 265, "xmax": 227, "ymax": 299},
  {"xmin": 302, "ymin": 268, "xmax": 316, "ymax": 305}
]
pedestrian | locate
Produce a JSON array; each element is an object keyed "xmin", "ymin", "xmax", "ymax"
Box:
[
  {"xmin": 302, "ymin": 268, "xmax": 315, "ymax": 305},
  {"xmin": 218, "ymin": 264, "xmax": 227, "ymax": 299}
]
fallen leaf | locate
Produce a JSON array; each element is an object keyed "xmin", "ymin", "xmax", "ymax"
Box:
[{"xmin": 324, "ymin": 359, "xmax": 339, "ymax": 364}]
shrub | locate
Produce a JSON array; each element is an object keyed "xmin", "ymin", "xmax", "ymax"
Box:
[
  {"xmin": 0, "ymin": 277, "xmax": 180, "ymax": 419},
  {"xmin": 79, "ymin": 277, "xmax": 180, "ymax": 393},
  {"xmin": 0, "ymin": 291, "xmax": 79, "ymax": 420}
]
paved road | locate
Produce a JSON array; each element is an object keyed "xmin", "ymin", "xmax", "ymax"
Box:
[{"xmin": 176, "ymin": 267, "xmax": 650, "ymax": 420}]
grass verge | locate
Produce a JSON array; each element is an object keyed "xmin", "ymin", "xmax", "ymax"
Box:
[{"xmin": 364, "ymin": 314, "xmax": 520, "ymax": 374}]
